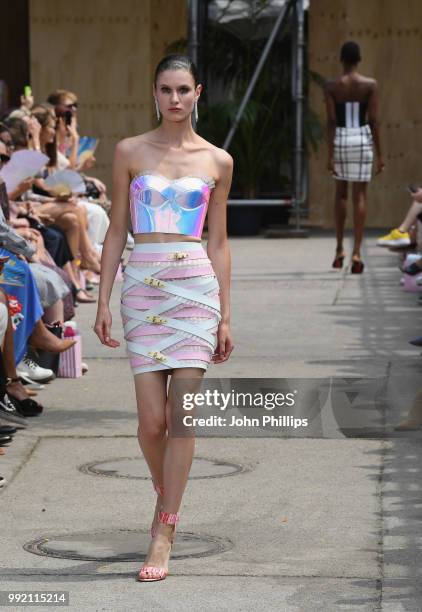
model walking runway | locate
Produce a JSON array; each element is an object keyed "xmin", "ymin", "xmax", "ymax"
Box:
[{"xmin": 94, "ymin": 53, "xmax": 234, "ymax": 582}]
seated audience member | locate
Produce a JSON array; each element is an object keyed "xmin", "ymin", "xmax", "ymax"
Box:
[
  {"xmin": 377, "ymin": 187, "xmax": 422, "ymax": 248},
  {"xmin": 0, "ymin": 138, "xmax": 93, "ymax": 305}
]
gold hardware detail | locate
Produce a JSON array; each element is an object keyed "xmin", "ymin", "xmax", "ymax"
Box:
[
  {"xmin": 148, "ymin": 351, "xmax": 167, "ymax": 362},
  {"xmin": 168, "ymin": 251, "xmax": 188, "ymax": 260},
  {"xmin": 146, "ymin": 315, "xmax": 167, "ymax": 324},
  {"xmin": 144, "ymin": 277, "xmax": 165, "ymax": 288}
]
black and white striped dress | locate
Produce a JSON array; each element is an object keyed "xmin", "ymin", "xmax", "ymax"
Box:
[{"xmin": 333, "ymin": 101, "xmax": 373, "ymax": 182}]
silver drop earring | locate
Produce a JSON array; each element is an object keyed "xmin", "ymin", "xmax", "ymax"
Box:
[
  {"xmin": 154, "ymin": 97, "xmax": 160, "ymax": 121},
  {"xmin": 194, "ymin": 99, "xmax": 198, "ymax": 122}
]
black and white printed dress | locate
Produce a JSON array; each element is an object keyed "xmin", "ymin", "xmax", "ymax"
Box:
[{"xmin": 333, "ymin": 101, "xmax": 373, "ymax": 182}]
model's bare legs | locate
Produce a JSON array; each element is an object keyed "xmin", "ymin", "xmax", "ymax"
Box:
[
  {"xmin": 134, "ymin": 370, "xmax": 168, "ymax": 541},
  {"xmin": 140, "ymin": 367, "xmax": 203, "ymax": 573},
  {"xmin": 352, "ymin": 182, "xmax": 367, "ymax": 260},
  {"xmin": 334, "ymin": 180, "xmax": 348, "ymax": 258},
  {"xmin": 398, "ymin": 201, "xmax": 422, "ymax": 233},
  {"xmin": 162, "ymin": 368, "xmax": 202, "ymax": 510},
  {"xmin": 135, "ymin": 370, "xmax": 168, "ymax": 480}
]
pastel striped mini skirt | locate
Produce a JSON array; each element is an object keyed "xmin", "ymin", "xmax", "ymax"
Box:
[{"xmin": 120, "ymin": 242, "xmax": 221, "ymax": 375}]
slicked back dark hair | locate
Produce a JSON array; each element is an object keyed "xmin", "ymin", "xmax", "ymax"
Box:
[{"xmin": 154, "ymin": 54, "xmax": 199, "ymax": 87}]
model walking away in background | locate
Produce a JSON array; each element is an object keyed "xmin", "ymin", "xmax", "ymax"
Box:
[
  {"xmin": 94, "ymin": 54, "xmax": 234, "ymax": 582},
  {"xmin": 324, "ymin": 41, "xmax": 384, "ymax": 273}
]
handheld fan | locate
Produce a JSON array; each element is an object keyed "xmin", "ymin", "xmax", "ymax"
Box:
[
  {"xmin": 44, "ymin": 170, "xmax": 86, "ymax": 197},
  {"xmin": 77, "ymin": 137, "xmax": 99, "ymax": 164},
  {"xmin": 0, "ymin": 150, "xmax": 49, "ymax": 192}
]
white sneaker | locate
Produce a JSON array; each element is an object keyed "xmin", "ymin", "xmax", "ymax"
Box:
[{"xmin": 17, "ymin": 357, "xmax": 55, "ymax": 382}]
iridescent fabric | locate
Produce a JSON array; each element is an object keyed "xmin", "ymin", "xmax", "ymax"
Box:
[{"xmin": 129, "ymin": 173, "xmax": 215, "ymax": 238}]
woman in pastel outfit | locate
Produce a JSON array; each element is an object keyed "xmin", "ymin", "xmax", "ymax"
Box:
[
  {"xmin": 94, "ymin": 54, "xmax": 234, "ymax": 582},
  {"xmin": 324, "ymin": 41, "xmax": 384, "ymax": 273}
]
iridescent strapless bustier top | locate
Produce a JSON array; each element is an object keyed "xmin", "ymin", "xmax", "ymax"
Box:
[{"xmin": 129, "ymin": 173, "xmax": 216, "ymax": 238}]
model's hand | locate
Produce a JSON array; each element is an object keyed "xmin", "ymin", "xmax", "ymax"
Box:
[
  {"xmin": 93, "ymin": 305, "xmax": 120, "ymax": 348},
  {"xmin": 212, "ymin": 322, "xmax": 234, "ymax": 364},
  {"xmin": 375, "ymin": 157, "xmax": 385, "ymax": 175}
]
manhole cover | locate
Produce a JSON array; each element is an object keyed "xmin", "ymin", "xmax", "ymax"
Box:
[
  {"xmin": 24, "ymin": 530, "xmax": 233, "ymax": 562},
  {"xmin": 79, "ymin": 456, "xmax": 247, "ymax": 480}
]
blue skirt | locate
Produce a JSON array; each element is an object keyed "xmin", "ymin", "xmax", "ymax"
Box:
[{"xmin": 0, "ymin": 248, "xmax": 43, "ymax": 364}]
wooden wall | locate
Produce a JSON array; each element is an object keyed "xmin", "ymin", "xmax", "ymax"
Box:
[
  {"xmin": 29, "ymin": 0, "xmax": 187, "ymax": 188},
  {"xmin": 308, "ymin": 0, "xmax": 422, "ymax": 228}
]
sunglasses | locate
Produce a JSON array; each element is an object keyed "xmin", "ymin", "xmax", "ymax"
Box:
[{"xmin": 0, "ymin": 154, "xmax": 10, "ymax": 162}]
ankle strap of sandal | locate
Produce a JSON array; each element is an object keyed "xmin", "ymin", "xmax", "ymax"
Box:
[
  {"xmin": 158, "ymin": 511, "xmax": 179, "ymax": 525},
  {"xmin": 153, "ymin": 482, "xmax": 164, "ymax": 496}
]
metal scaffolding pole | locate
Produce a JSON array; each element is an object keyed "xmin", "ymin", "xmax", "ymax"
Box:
[
  {"xmin": 188, "ymin": 0, "xmax": 199, "ymax": 131},
  {"xmin": 293, "ymin": 0, "xmax": 305, "ymax": 231},
  {"xmin": 222, "ymin": 0, "xmax": 294, "ymax": 152}
]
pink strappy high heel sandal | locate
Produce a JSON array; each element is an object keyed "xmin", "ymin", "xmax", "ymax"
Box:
[
  {"xmin": 138, "ymin": 511, "xmax": 180, "ymax": 582},
  {"xmin": 151, "ymin": 482, "xmax": 164, "ymax": 538}
]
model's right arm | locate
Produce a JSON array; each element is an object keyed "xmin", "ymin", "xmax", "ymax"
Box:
[{"xmin": 94, "ymin": 140, "xmax": 131, "ymax": 346}]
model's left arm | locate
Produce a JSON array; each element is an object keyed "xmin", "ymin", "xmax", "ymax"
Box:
[
  {"xmin": 206, "ymin": 150, "xmax": 234, "ymax": 364},
  {"xmin": 367, "ymin": 80, "xmax": 384, "ymax": 174}
]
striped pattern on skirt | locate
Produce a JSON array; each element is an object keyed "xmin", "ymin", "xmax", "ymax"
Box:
[
  {"xmin": 120, "ymin": 242, "xmax": 221, "ymax": 374},
  {"xmin": 333, "ymin": 124, "xmax": 373, "ymax": 182}
]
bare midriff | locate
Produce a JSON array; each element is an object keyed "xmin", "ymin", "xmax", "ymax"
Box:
[{"xmin": 133, "ymin": 232, "xmax": 201, "ymax": 244}]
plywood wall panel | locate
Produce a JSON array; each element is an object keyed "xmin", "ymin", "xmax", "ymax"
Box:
[
  {"xmin": 308, "ymin": 0, "xmax": 422, "ymax": 228},
  {"xmin": 29, "ymin": 0, "xmax": 187, "ymax": 187},
  {"xmin": 150, "ymin": 0, "xmax": 187, "ymax": 86}
]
